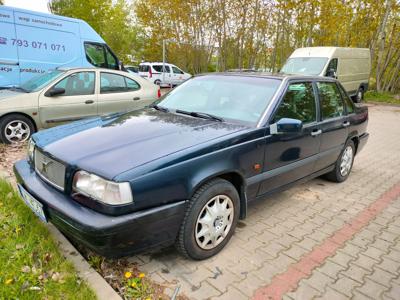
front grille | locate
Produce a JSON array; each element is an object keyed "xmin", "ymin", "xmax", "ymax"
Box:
[{"xmin": 34, "ymin": 149, "xmax": 66, "ymax": 191}]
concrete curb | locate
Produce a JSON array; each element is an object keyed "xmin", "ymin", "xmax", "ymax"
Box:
[{"xmin": 47, "ymin": 224, "xmax": 122, "ymax": 300}]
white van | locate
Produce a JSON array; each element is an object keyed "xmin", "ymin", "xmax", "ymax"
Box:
[
  {"xmin": 0, "ymin": 6, "xmax": 122, "ymax": 88},
  {"xmin": 281, "ymin": 47, "xmax": 371, "ymax": 102},
  {"xmin": 138, "ymin": 62, "xmax": 191, "ymax": 86}
]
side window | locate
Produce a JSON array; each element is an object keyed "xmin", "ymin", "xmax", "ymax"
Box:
[
  {"xmin": 85, "ymin": 42, "xmax": 118, "ymax": 70},
  {"xmin": 273, "ymin": 82, "xmax": 316, "ymax": 124},
  {"xmin": 317, "ymin": 82, "xmax": 345, "ymax": 119},
  {"xmin": 125, "ymin": 77, "xmax": 140, "ymax": 91},
  {"xmin": 85, "ymin": 43, "xmax": 106, "ymax": 68},
  {"xmin": 325, "ymin": 58, "xmax": 338, "ymax": 77},
  {"xmin": 337, "ymin": 83, "xmax": 354, "ymax": 114},
  {"xmin": 53, "ymin": 72, "xmax": 95, "ymax": 96},
  {"xmin": 153, "ymin": 65, "xmax": 170, "ymax": 73},
  {"xmin": 172, "ymin": 66, "xmax": 184, "ymax": 74},
  {"xmin": 100, "ymin": 73, "xmax": 140, "ymax": 93},
  {"xmin": 104, "ymin": 47, "xmax": 118, "ymax": 70},
  {"xmin": 139, "ymin": 65, "xmax": 149, "ymax": 72}
]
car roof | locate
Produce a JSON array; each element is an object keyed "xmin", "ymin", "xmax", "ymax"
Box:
[{"xmin": 196, "ymin": 72, "xmax": 338, "ymax": 82}]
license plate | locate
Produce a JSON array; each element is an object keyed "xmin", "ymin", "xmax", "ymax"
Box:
[{"xmin": 17, "ymin": 184, "xmax": 47, "ymax": 223}]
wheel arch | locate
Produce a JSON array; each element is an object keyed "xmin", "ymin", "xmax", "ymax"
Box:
[
  {"xmin": 0, "ymin": 112, "xmax": 38, "ymax": 132},
  {"xmin": 347, "ymin": 131, "xmax": 359, "ymax": 154},
  {"xmin": 190, "ymin": 171, "xmax": 248, "ymax": 220}
]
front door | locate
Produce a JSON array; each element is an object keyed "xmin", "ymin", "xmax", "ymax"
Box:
[
  {"xmin": 258, "ymin": 81, "xmax": 321, "ymax": 195},
  {"xmin": 97, "ymin": 72, "xmax": 145, "ymax": 114},
  {"xmin": 171, "ymin": 66, "xmax": 185, "ymax": 85},
  {"xmin": 314, "ymin": 81, "xmax": 348, "ymax": 171},
  {"xmin": 38, "ymin": 71, "xmax": 97, "ymax": 128}
]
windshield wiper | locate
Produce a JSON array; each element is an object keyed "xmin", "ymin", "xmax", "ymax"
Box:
[
  {"xmin": 151, "ymin": 104, "xmax": 169, "ymax": 112},
  {"xmin": 9, "ymin": 86, "xmax": 29, "ymax": 93},
  {"xmin": 175, "ymin": 109, "xmax": 224, "ymax": 122}
]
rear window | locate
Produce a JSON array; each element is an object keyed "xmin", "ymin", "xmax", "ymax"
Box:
[{"xmin": 139, "ymin": 65, "xmax": 149, "ymax": 72}]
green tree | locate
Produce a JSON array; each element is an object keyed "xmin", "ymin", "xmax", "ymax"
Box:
[{"xmin": 49, "ymin": 0, "xmax": 142, "ymax": 63}]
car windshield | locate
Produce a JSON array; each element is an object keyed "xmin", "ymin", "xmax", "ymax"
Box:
[
  {"xmin": 20, "ymin": 70, "xmax": 65, "ymax": 92},
  {"xmin": 281, "ymin": 57, "xmax": 328, "ymax": 76},
  {"xmin": 158, "ymin": 75, "xmax": 281, "ymax": 124}
]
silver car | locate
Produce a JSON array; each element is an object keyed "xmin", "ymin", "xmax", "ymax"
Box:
[{"xmin": 0, "ymin": 68, "xmax": 160, "ymax": 143}]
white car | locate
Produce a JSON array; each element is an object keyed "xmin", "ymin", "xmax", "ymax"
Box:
[
  {"xmin": 138, "ymin": 62, "xmax": 192, "ymax": 86},
  {"xmin": 0, "ymin": 68, "xmax": 160, "ymax": 143}
]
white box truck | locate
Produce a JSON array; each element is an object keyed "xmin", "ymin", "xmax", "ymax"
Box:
[{"xmin": 281, "ymin": 47, "xmax": 371, "ymax": 102}]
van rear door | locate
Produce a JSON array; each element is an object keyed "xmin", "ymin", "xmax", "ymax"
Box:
[{"xmin": 0, "ymin": 7, "xmax": 20, "ymax": 87}]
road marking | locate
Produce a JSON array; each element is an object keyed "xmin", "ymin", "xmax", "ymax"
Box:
[{"xmin": 253, "ymin": 182, "xmax": 400, "ymax": 300}]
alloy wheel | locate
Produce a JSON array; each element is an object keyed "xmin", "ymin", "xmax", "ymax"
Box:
[
  {"xmin": 4, "ymin": 120, "xmax": 31, "ymax": 143},
  {"xmin": 195, "ymin": 195, "xmax": 234, "ymax": 250}
]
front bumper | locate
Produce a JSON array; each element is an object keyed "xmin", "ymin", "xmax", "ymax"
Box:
[{"xmin": 14, "ymin": 159, "xmax": 187, "ymax": 257}]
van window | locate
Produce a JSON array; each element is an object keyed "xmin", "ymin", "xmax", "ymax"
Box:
[
  {"xmin": 317, "ymin": 82, "xmax": 345, "ymax": 120},
  {"xmin": 273, "ymin": 82, "xmax": 316, "ymax": 124},
  {"xmin": 325, "ymin": 58, "xmax": 338, "ymax": 76},
  {"xmin": 139, "ymin": 65, "xmax": 149, "ymax": 72},
  {"xmin": 153, "ymin": 65, "xmax": 170, "ymax": 73},
  {"xmin": 84, "ymin": 42, "xmax": 118, "ymax": 70},
  {"xmin": 281, "ymin": 57, "xmax": 328, "ymax": 76},
  {"xmin": 53, "ymin": 72, "xmax": 95, "ymax": 96},
  {"xmin": 172, "ymin": 66, "xmax": 184, "ymax": 74},
  {"xmin": 100, "ymin": 73, "xmax": 140, "ymax": 93}
]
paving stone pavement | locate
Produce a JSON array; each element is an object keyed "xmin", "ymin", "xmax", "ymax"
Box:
[{"xmin": 130, "ymin": 105, "xmax": 400, "ymax": 300}]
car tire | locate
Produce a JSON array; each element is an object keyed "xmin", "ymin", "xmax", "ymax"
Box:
[
  {"xmin": 176, "ymin": 178, "xmax": 240, "ymax": 260},
  {"xmin": 154, "ymin": 79, "xmax": 161, "ymax": 85},
  {"xmin": 354, "ymin": 88, "xmax": 364, "ymax": 103},
  {"xmin": 0, "ymin": 114, "xmax": 35, "ymax": 144},
  {"xmin": 324, "ymin": 140, "xmax": 355, "ymax": 183}
]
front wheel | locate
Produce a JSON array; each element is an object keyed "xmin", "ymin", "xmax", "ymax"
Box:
[
  {"xmin": 176, "ymin": 178, "xmax": 240, "ymax": 260},
  {"xmin": 324, "ymin": 140, "xmax": 355, "ymax": 182},
  {"xmin": 0, "ymin": 114, "xmax": 35, "ymax": 144}
]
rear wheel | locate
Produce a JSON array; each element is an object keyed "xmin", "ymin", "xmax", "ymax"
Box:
[
  {"xmin": 176, "ymin": 178, "xmax": 240, "ymax": 260},
  {"xmin": 154, "ymin": 79, "xmax": 161, "ymax": 85},
  {"xmin": 324, "ymin": 140, "xmax": 355, "ymax": 182},
  {"xmin": 0, "ymin": 114, "xmax": 35, "ymax": 144}
]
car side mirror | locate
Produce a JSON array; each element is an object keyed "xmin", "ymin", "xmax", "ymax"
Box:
[
  {"xmin": 270, "ymin": 118, "xmax": 303, "ymax": 135},
  {"xmin": 45, "ymin": 87, "xmax": 65, "ymax": 97}
]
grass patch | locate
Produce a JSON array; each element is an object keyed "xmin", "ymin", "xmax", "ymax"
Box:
[
  {"xmin": 364, "ymin": 91, "xmax": 400, "ymax": 104},
  {"xmin": 0, "ymin": 179, "xmax": 95, "ymax": 299}
]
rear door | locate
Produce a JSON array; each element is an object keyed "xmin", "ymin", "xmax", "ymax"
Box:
[
  {"xmin": 97, "ymin": 72, "xmax": 146, "ymax": 114},
  {"xmin": 314, "ymin": 81, "xmax": 348, "ymax": 171},
  {"xmin": 152, "ymin": 64, "xmax": 172, "ymax": 85},
  {"xmin": 0, "ymin": 7, "xmax": 20, "ymax": 87},
  {"xmin": 38, "ymin": 71, "xmax": 97, "ymax": 128},
  {"xmin": 258, "ymin": 81, "xmax": 321, "ymax": 195}
]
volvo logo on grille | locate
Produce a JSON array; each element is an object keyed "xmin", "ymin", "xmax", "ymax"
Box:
[{"xmin": 41, "ymin": 159, "xmax": 53, "ymax": 175}]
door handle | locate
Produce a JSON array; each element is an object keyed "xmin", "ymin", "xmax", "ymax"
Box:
[
  {"xmin": 311, "ymin": 129, "xmax": 322, "ymax": 136},
  {"xmin": 343, "ymin": 121, "xmax": 350, "ymax": 127},
  {"xmin": 85, "ymin": 100, "xmax": 94, "ymax": 104},
  {"xmin": 133, "ymin": 97, "xmax": 140, "ymax": 101}
]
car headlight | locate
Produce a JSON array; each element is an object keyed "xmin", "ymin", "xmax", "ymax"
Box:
[
  {"xmin": 73, "ymin": 170, "xmax": 133, "ymax": 205},
  {"xmin": 28, "ymin": 138, "xmax": 35, "ymax": 162}
]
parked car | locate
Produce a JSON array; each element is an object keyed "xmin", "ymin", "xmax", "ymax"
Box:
[
  {"xmin": 138, "ymin": 62, "xmax": 191, "ymax": 86},
  {"xmin": 281, "ymin": 47, "xmax": 371, "ymax": 102},
  {"xmin": 0, "ymin": 68, "xmax": 160, "ymax": 143},
  {"xmin": 125, "ymin": 65, "xmax": 138, "ymax": 73},
  {"xmin": 14, "ymin": 73, "xmax": 368, "ymax": 259},
  {"xmin": 0, "ymin": 6, "xmax": 123, "ymax": 88}
]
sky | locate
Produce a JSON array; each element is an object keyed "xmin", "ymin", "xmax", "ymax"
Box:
[{"xmin": 4, "ymin": 0, "xmax": 50, "ymax": 13}]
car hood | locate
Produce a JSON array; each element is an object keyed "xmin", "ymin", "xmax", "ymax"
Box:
[
  {"xmin": 0, "ymin": 89, "xmax": 24, "ymax": 100},
  {"xmin": 33, "ymin": 109, "xmax": 248, "ymax": 179}
]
